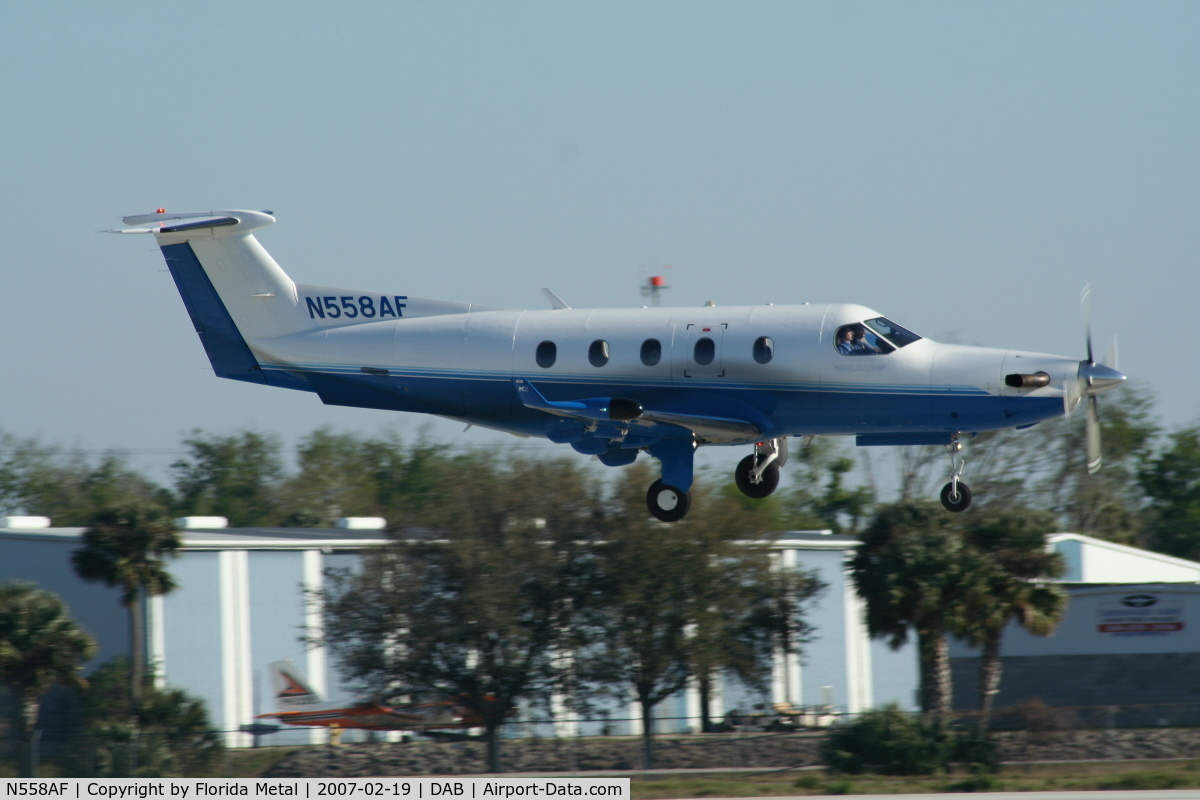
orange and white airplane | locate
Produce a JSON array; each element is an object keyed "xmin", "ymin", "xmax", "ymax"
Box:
[{"xmin": 256, "ymin": 661, "xmax": 481, "ymax": 732}]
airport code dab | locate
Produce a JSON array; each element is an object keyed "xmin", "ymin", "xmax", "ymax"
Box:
[{"xmin": 4, "ymin": 780, "xmax": 627, "ymax": 800}]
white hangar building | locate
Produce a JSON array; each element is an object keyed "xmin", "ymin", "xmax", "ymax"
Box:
[
  {"xmin": 950, "ymin": 533, "xmax": 1200, "ymax": 724},
  {"xmin": 0, "ymin": 518, "xmax": 385, "ymax": 747}
]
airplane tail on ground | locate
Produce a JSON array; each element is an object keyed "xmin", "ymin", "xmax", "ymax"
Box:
[
  {"xmin": 111, "ymin": 209, "xmax": 489, "ymax": 385},
  {"xmin": 268, "ymin": 660, "xmax": 323, "ymax": 710}
]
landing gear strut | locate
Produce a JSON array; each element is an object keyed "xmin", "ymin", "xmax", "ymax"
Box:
[
  {"xmin": 735, "ymin": 438, "xmax": 787, "ymax": 499},
  {"xmin": 939, "ymin": 436, "xmax": 972, "ymax": 512}
]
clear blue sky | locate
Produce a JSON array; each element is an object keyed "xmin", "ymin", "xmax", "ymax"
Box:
[{"xmin": 1, "ymin": 1, "xmax": 1196, "ymax": 486}]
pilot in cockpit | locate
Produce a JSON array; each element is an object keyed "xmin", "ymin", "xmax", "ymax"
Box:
[{"xmin": 836, "ymin": 323, "xmax": 880, "ymax": 355}]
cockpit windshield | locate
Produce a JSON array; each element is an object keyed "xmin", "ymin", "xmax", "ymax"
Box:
[
  {"xmin": 864, "ymin": 317, "xmax": 922, "ymax": 348},
  {"xmin": 834, "ymin": 317, "xmax": 922, "ymax": 356}
]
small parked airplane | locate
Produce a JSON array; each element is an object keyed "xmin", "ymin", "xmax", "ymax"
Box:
[
  {"xmin": 112, "ymin": 209, "xmax": 1125, "ymax": 521},
  {"xmin": 256, "ymin": 660, "xmax": 480, "ymax": 733}
]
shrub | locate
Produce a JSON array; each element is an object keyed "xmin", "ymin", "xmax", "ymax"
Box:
[
  {"xmin": 821, "ymin": 704, "xmax": 997, "ymax": 776},
  {"xmin": 822, "ymin": 705, "xmax": 952, "ymax": 775},
  {"xmin": 70, "ymin": 658, "xmax": 223, "ymax": 777}
]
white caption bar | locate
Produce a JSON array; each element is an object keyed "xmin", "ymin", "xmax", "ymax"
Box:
[{"xmin": 2, "ymin": 779, "xmax": 630, "ymax": 800}]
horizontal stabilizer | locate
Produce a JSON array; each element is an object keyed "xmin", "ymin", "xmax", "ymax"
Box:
[
  {"xmin": 116, "ymin": 209, "xmax": 276, "ymax": 237},
  {"xmin": 160, "ymin": 216, "xmax": 239, "ymax": 233}
]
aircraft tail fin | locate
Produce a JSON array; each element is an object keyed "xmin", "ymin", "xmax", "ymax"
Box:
[
  {"xmin": 269, "ymin": 660, "xmax": 324, "ymax": 709},
  {"xmin": 113, "ymin": 209, "xmax": 496, "ymax": 385}
]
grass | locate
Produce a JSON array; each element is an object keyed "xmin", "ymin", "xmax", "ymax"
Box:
[{"xmin": 629, "ymin": 759, "xmax": 1200, "ymax": 797}]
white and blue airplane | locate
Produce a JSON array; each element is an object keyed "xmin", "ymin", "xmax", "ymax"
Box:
[{"xmin": 112, "ymin": 209, "xmax": 1125, "ymax": 522}]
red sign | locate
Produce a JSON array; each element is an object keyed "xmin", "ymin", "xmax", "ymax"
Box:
[{"xmin": 1098, "ymin": 622, "xmax": 1184, "ymax": 633}]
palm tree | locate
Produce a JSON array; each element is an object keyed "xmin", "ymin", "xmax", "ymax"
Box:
[
  {"xmin": 0, "ymin": 582, "xmax": 97, "ymax": 776},
  {"xmin": 71, "ymin": 502, "xmax": 181, "ymax": 706},
  {"xmin": 850, "ymin": 502, "xmax": 985, "ymax": 719},
  {"xmin": 960, "ymin": 508, "xmax": 1067, "ymax": 731}
]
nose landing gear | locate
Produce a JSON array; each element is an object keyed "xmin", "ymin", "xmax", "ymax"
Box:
[
  {"xmin": 939, "ymin": 436, "xmax": 972, "ymax": 512},
  {"xmin": 735, "ymin": 438, "xmax": 788, "ymax": 498}
]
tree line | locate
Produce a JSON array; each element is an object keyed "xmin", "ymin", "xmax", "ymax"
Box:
[
  {"xmin": 2, "ymin": 383, "xmax": 1198, "ymax": 557},
  {"xmin": 318, "ymin": 459, "xmax": 825, "ymax": 772}
]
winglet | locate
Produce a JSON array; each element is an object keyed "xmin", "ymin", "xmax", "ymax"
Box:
[{"xmin": 541, "ymin": 288, "xmax": 570, "ymax": 309}]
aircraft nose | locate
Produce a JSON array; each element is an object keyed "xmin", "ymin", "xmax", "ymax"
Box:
[{"xmin": 1080, "ymin": 362, "xmax": 1125, "ymax": 394}]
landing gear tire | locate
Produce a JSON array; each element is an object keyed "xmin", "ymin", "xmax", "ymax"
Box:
[
  {"xmin": 940, "ymin": 481, "xmax": 972, "ymax": 513},
  {"xmin": 647, "ymin": 480, "xmax": 691, "ymax": 522},
  {"xmin": 735, "ymin": 455, "xmax": 780, "ymax": 499}
]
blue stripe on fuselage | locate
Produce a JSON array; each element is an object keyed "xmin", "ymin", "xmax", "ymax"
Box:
[{"xmin": 271, "ymin": 366, "xmax": 1063, "ymax": 440}]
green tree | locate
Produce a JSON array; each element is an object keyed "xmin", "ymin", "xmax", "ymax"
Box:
[
  {"xmin": 577, "ymin": 468, "xmax": 693, "ymax": 769},
  {"xmin": 0, "ymin": 582, "xmax": 96, "ymax": 777},
  {"xmin": 965, "ymin": 384, "xmax": 1158, "ymax": 543},
  {"xmin": 321, "ymin": 457, "xmax": 598, "ymax": 773},
  {"xmin": 577, "ymin": 467, "xmax": 822, "ymax": 766},
  {"xmin": 1140, "ymin": 427, "xmax": 1200, "ymax": 559},
  {"xmin": 0, "ymin": 432, "xmax": 168, "ymax": 525},
  {"xmin": 850, "ymin": 502, "xmax": 982, "ymax": 719},
  {"xmin": 958, "ymin": 508, "xmax": 1067, "ymax": 731},
  {"xmin": 171, "ymin": 430, "xmax": 284, "ymax": 526},
  {"xmin": 71, "ymin": 502, "xmax": 181, "ymax": 706},
  {"xmin": 683, "ymin": 485, "xmax": 824, "ymax": 732},
  {"xmin": 782, "ymin": 439, "xmax": 874, "ymax": 533},
  {"xmin": 76, "ymin": 658, "xmax": 222, "ymax": 777}
]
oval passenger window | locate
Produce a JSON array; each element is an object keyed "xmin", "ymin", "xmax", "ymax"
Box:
[
  {"xmin": 589, "ymin": 340, "xmax": 610, "ymax": 367},
  {"xmin": 694, "ymin": 337, "xmax": 715, "ymax": 366},
  {"xmin": 588, "ymin": 340, "xmax": 609, "ymax": 367},
  {"xmin": 753, "ymin": 336, "xmax": 774, "ymax": 364},
  {"xmin": 640, "ymin": 338, "xmax": 661, "ymax": 366},
  {"xmin": 535, "ymin": 340, "xmax": 557, "ymax": 368}
]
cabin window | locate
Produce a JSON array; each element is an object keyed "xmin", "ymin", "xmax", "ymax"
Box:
[
  {"xmin": 536, "ymin": 340, "xmax": 557, "ymax": 368},
  {"xmin": 864, "ymin": 317, "xmax": 922, "ymax": 348},
  {"xmin": 589, "ymin": 339, "xmax": 610, "ymax": 367},
  {"xmin": 834, "ymin": 323, "xmax": 894, "ymax": 356},
  {"xmin": 694, "ymin": 337, "xmax": 715, "ymax": 366},
  {"xmin": 640, "ymin": 338, "xmax": 662, "ymax": 366},
  {"xmin": 753, "ymin": 336, "xmax": 774, "ymax": 364}
]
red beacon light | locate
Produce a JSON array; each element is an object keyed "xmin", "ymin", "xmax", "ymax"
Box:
[
  {"xmin": 156, "ymin": 208, "xmax": 166, "ymax": 213},
  {"xmin": 649, "ymin": 275, "xmax": 666, "ymax": 288}
]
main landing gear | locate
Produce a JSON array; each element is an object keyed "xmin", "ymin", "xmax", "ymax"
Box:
[
  {"xmin": 735, "ymin": 438, "xmax": 787, "ymax": 499},
  {"xmin": 644, "ymin": 437, "xmax": 791, "ymax": 523},
  {"xmin": 939, "ymin": 436, "xmax": 972, "ymax": 512},
  {"xmin": 647, "ymin": 480, "xmax": 690, "ymax": 522},
  {"xmin": 645, "ymin": 439, "xmax": 696, "ymax": 523}
]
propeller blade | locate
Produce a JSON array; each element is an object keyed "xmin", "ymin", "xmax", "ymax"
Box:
[
  {"xmin": 1103, "ymin": 334, "xmax": 1119, "ymax": 371},
  {"xmin": 1086, "ymin": 394, "xmax": 1102, "ymax": 474},
  {"xmin": 1080, "ymin": 283, "xmax": 1094, "ymax": 364},
  {"xmin": 1063, "ymin": 375, "xmax": 1083, "ymax": 418}
]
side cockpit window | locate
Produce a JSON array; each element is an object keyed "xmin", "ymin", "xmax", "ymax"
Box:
[
  {"xmin": 835, "ymin": 323, "xmax": 892, "ymax": 355},
  {"xmin": 835, "ymin": 317, "xmax": 922, "ymax": 356}
]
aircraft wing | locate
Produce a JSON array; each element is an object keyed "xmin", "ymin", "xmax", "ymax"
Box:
[{"xmin": 513, "ymin": 379, "xmax": 761, "ymax": 440}]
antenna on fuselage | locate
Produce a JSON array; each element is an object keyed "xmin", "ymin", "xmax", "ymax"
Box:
[{"xmin": 640, "ymin": 268, "xmax": 671, "ymax": 307}]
